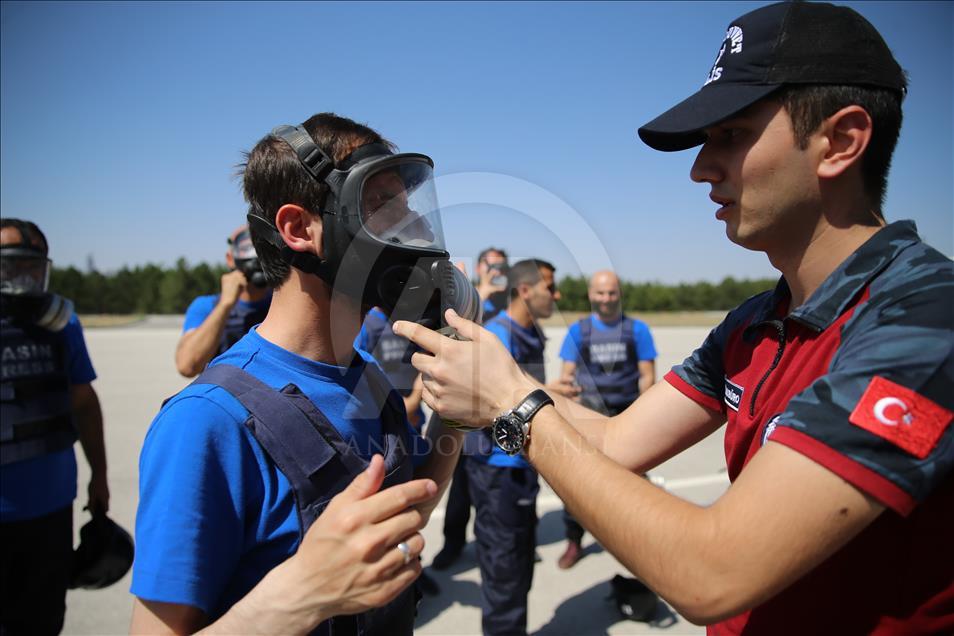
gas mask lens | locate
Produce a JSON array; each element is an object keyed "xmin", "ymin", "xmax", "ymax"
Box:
[
  {"xmin": 230, "ymin": 230, "xmax": 257, "ymax": 260},
  {"xmin": 0, "ymin": 250, "xmax": 50, "ymax": 296},
  {"xmin": 359, "ymin": 161, "xmax": 445, "ymax": 251},
  {"xmin": 230, "ymin": 229, "xmax": 267, "ymax": 288}
]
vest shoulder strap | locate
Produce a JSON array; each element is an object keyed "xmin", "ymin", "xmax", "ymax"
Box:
[
  {"xmin": 579, "ymin": 317, "xmax": 593, "ymax": 363},
  {"xmin": 191, "ymin": 364, "xmax": 343, "ymax": 479}
]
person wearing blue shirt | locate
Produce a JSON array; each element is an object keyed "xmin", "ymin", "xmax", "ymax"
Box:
[
  {"xmin": 0, "ymin": 219, "xmax": 109, "ymax": 636},
  {"xmin": 131, "ymin": 114, "xmax": 464, "ymax": 634},
  {"xmin": 559, "ymin": 270, "xmax": 657, "ymax": 411},
  {"xmin": 465, "ymin": 258, "xmax": 561, "ymax": 636},
  {"xmin": 175, "ymin": 224, "xmax": 271, "ymax": 377},
  {"xmin": 555, "ymin": 269, "xmax": 657, "ymax": 569},
  {"xmin": 431, "ymin": 246, "xmax": 510, "ymax": 571}
]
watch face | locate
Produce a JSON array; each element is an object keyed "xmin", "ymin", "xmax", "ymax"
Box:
[{"xmin": 493, "ymin": 415, "xmax": 525, "ymax": 455}]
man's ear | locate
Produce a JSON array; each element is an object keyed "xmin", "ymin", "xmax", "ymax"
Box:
[
  {"xmin": 816, "ymin": 105, "xmax": 872, "ymax": 180},
  {"xmin": 274, "ymin": 204, "xmax": 323, "ymax": 257},
  {"xmin": 225, "ymin": 251, "xmax": 235, "ymax": 270},
  {"xmin": 516, "ymin": 282, "xmax": 532, "ymax": 302}
]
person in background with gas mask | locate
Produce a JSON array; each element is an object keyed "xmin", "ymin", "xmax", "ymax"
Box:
[
  {"xmin": 174, "ymin": 224, "xmax": 271, "ymax": 377},
  {"xmin": 1, "ymin": 218, "xmax": 109, "ymax": 635},
  {"xmin": 131, "ymin": 113, "xmax": 472, "ymax": 634},
  {"xmin": 475, "ymin": 247, "xmax": 509, "ymax": 323}
]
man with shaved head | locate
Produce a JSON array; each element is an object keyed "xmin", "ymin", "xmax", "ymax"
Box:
[{"xmin": 555, "ymin": 269, "xmax": 657, "ymax": 568}]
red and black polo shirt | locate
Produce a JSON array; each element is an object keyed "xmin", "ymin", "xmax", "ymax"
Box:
[{"xmin": 666, "ymin": 220, "xmax": 954, "ymax": 635}]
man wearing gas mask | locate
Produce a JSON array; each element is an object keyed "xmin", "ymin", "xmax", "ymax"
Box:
[
  {"xmin": 131, "ymin": 113, "xmax": 477, "ymax": 634},
  {"xmin": 175, "ymin": 224, "xmax": 271, "ymax": 378},
  {"xmin": 1, "ymin": 218, "xmax": 109, "ymax": 635},
  {"xmin": 475, "ymin": 247, "xmax": 509, "ymax": 323}
]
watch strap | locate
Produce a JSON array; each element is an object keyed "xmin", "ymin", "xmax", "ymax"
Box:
[{"xmin": 512, "ymin": 389, "xmax": 554, "ymax": 424}]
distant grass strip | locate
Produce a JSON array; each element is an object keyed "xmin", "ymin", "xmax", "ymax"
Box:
[
  {"xmin": 540, "ymin": 310, "xmax": 726, "ymax": 328},
  {"xmin": 78, "ymin": 314, "xmax": 145, "ymax": 328}
]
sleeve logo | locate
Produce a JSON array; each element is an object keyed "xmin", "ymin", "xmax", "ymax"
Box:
[
  {"xmin": 849, "ymin": 376, "xmax": 952, "ymax": 459},
  {"xmin": 724, "ymin": 376, "xmax": 744, "ymax": 412}
]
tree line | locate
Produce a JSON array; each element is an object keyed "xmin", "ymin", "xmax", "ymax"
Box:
[
  {"xmin": 51, "ymin": 259, "xmax": 229, "ymax": 315},
  {"xmin": 50, "ymin": 260, "xmax": 776, "ymax": 314},
  {"xmin": 556, "ymin": 275, "xmax": 777, "ymax": 312}
]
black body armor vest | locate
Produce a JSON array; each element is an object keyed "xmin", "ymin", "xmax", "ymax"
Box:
[
  {"xmin": 0, "ymin": 316, "xmax": 76, "ymax": 466},
  {"xmin": 577, "ymin": 316, "xmax": 640, "ymax": 415}
]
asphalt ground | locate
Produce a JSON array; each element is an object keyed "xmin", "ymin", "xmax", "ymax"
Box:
[{"xmin": 62, "ymin": 316, "xmax": 728, "ymax": 635}]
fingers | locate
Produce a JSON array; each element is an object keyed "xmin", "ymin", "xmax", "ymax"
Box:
[
  {"xmin": 369, "ymin": 559, "xmax": 422, "ymax": 607},
  {"xmin": 392, "ymin": 321, "xmax": 445, "ymax": 355},
  {"xmin": 375, "ymin": 532, "xmax": 425, "ymax": 575},
  {"xmin": 356, "ymin": 478, "xmax": 438, "ymax": 525},
  {"xmin": 444, "ymin": 308, "xmax": 482, "ymax": 341},
  {"xmin": 420, "ymin": 385, "xmax": 438, "ymax": 412},
  {"xmin": 369, "ymin": 510, "xmax": 427, "ymax": 555},
  {"xmin": 334, "ymin": 455, "xmax": 385, "ymax": 506},
  {"xmin": 410, "ymin": 351, "xmax": 437, "ymax": 375}
]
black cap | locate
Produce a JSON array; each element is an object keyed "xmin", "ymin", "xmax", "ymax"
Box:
[{"xmin": 638, "ymin": 2, "xmax": 906, "ymax": 152}]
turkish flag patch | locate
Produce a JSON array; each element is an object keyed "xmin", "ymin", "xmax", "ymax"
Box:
[{"xmin": 849, "ymin": 376, "xmax": 953, "ymax": 459}]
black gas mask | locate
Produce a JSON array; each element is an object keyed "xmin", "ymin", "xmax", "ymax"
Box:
[
  {"xmin": 0, "ymin": 236, "xmax": 73, "ymax": 332},
  {"xmin": 228, "ymin": 228, "xmax": 267, "ymax": 288},
  {"xmin": 248, "ymin": 124, "xmax": 481, "ymax": 330}
]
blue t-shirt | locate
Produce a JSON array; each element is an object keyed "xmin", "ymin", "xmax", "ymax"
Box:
[
  {"xmin": 131, "ymin": 328, "xmax": 428, "ymax": 618},
  {"xmin": 475, "ymin": 312, "xmax": 545, "ymax": 469},
  {"xmin": 559, "ymin": 314, "xmax": 657, "ymax": 363},
  {"xmin": 0, "ymin": 313, "xmax": 96, "ymax": 522},
  {"xmin": 181, "ymin": 295, "xmax": 268, "ymax": 332},
  {"xmin": 183, "ymin": 293, "xmax": 272, "ymax": 356}
]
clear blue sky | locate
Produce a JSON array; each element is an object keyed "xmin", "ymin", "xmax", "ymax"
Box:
[{"xmin": 2, "ymin": 1, "xmax": 951, "ymax": 283}]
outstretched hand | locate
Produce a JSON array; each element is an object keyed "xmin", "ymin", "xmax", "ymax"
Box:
[{"xmin": 393, "ymin": 309, "xmax": 537, "ymax": 427}]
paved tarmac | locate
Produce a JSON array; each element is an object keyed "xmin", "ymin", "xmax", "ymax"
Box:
[{"xmin": 63, "ymin": 315, "xmax": 728, "ymax": 635}]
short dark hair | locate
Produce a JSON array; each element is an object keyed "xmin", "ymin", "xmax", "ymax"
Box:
[
  {"xmin": 774, "ymin": 83, "xmax": 905, "ymax": 216},
  {"xmin": 478, "ymin": 247, "xmax": 508, "ymax": 265},
  {"xmin": 0, "ymin": 218, "xmax": 48, "ymax": 255},
  {"xmin": 240, "ymin": 113, "xmax": 395, "ymax": 287},
  {"xmin": 508, "ymin": 258, "xmax": 555, "ymax": 299}
]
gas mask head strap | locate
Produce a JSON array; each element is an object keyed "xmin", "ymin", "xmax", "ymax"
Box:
[
  {"xmin": 272, "ymin": 124, "xmax": 336, "ymax": 183},
  {"xmin": 1, "ymin": 219, "xmax": 47, "ymax": 258},
  {"xmin": 244, "ymin": 125, "xmax": 344, "ymax": 284}
]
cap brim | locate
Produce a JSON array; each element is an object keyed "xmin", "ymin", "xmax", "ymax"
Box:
[{"xmin": 638, "ymin": 83, "xmax": 781, "ymax": 152}]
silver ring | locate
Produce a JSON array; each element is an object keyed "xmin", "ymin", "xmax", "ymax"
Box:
[{"xmin": 397, "ymin": 541, "xmax": 412, "ymax": 565}]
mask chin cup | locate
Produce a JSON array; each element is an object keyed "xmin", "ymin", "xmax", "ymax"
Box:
[
  {"xmin": 377, "ymin": 264, "xmax": 437, "ymax": 327},
  {"xmin": 375, "ymin": 260, "xmax": 482, "ymax": 330},
  {"xmin": 36, "ymin": 295, "xmax": 74, "ymax": 332}
]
